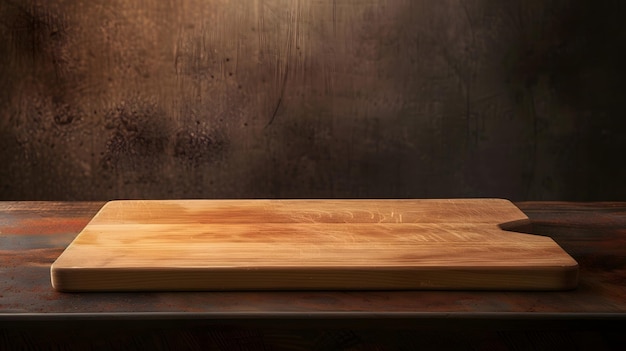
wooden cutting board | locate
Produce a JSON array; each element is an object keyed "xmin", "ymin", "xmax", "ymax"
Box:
[{"xmin": 50, "ymin": 199, "xmax": 578, "ymax": 292}]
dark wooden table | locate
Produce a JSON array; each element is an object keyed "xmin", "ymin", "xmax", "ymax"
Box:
[{"xmin": 1, "ymin": 201, "xmax": 625, "ymax": 350}]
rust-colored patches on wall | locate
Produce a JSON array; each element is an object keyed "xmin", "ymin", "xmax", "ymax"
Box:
[
  {"xmin": 1, "ymin": 0, "xmax": 625, "ymax": 201},
  {"xmin": 98, "ymin": 98, "xmax": 172, "ymax": 198},
  {"xmin": 174, "ymin": 128, "xmax": 228, "ymax": 168},
  {"xmin": 101, "ymin": 99, "xmax": 170, "ymax": 167},
  {"xmin": 95, "ymin": 97, "xmax": 231, "ymax": 198}
]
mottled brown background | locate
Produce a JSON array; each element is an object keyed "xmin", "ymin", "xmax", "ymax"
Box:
[{"xmin": 1, "ymin": 0, "xmax": 625, "ymax": 201}]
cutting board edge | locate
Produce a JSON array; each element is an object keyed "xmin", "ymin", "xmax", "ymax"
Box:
[{"xmin": 51, "ymin": 264, "xmax": 579, "ymax": 292}]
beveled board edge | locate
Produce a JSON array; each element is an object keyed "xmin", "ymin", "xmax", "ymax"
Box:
[{"xmin": 51, "ymin": 264, "xmax": 579, "ymax": 292}]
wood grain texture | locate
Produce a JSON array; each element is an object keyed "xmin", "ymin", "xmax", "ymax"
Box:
[{"xmin": 50, "ymin": 199, "xmax": 578, "ymax": 291}]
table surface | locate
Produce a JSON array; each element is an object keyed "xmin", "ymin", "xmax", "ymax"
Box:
[{"xmin": 1, "ymin": 201, "xmax": 625, "ymax": 324}]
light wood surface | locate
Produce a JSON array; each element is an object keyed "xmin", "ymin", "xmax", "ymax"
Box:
[{"xmin": 50, "ymin": 199, "xmax": 578, "ymax": 291}]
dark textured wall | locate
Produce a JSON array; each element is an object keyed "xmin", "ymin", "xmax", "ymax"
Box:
[{"xmin": 1, "ymin": 0, "xmax": 625, "ymax": 201}]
